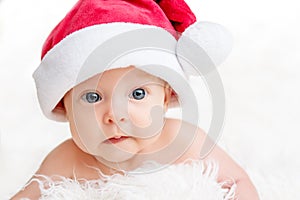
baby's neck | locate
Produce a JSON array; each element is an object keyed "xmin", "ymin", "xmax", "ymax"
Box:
[{"xmin": 93, "ymin": 153, "xmax": 149, "ymax": 174}]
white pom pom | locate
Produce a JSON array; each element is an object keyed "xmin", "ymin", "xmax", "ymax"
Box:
[{"xmin": 177, "ymin": 22, "xmax": 233, "ymax": 76}]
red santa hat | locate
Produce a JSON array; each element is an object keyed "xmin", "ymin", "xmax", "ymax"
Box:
[{"xmin": 33, "ymin": 0, "xmax": 232, "ymax": 122}]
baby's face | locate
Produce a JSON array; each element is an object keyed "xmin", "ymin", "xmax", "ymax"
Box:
[{"xmin": 64, "ymin": 66, "xmax": 170, "ymax": 164}]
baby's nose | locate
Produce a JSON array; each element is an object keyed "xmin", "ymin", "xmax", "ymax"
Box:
[{"xmin": 103, "ymin": 110, "xmax": 126, "ymax": 124}]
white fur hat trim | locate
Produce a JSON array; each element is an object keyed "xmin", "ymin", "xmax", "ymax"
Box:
[{"xmin": 33, "ymin": 22, "xmax": 232, "ymax": 122}]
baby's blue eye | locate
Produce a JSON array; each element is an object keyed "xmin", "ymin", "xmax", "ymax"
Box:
[
  {"xmin": 82, "ymin": 92, "xmax": 101, "ymax": 103},
  {"xmin": 130, "ymin": 88, "xmax": 146, "ymax": 100}
]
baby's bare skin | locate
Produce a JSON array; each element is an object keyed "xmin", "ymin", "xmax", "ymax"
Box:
[
  {"xmin": 12, "ymin": 119, "xmax": 259, "ymax": 200},
  {"xmin": 12, "ymin": 68, "xmax": 259, "ymax": 199}
]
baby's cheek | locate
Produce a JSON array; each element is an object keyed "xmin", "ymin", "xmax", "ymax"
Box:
[
  {"xmin": 128, "ymin": 105, "xmax": 152, "ymax": 128},
  {"xmin": 128, "ymin": 103, "xmax": 165, "ymax": 130},
  {"xmin": 70, "ymin": 105, "xmax": 107, "ymax": 153},
  {"xmin": 70, "ymin": 123, "xmax": 89, "ymax": 153}
]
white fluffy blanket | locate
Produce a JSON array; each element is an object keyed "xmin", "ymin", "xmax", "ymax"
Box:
[{"xmin": 26, "ymin": 161, "xmax": 235, "ymax": 200}]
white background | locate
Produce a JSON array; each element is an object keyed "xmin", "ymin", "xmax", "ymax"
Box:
[{"xmin": 0, "ymin": 0, "xmax": 299, "ymax": 199}]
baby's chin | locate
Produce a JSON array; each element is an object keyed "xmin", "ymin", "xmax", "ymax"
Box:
[
  {"xmin": 97, "ymin": 149, "xmax": 136, "ymax": 163},
  {"xmin": 91, "ymin": 141, "xmax": 138, "ymax": 163}
]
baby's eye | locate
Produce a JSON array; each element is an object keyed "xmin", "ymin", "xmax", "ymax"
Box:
[
  {"xmin": 130, "ymin": 88, "xmax": 146, "ymax": 100},
  {"xmin": 82, "ymin": 92, "xmax": 102, "ymax": 103}
]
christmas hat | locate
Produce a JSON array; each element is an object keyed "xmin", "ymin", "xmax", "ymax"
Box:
[{"xmin": 33, "ymin": 0, "xmax": 232, "ymax": 122}]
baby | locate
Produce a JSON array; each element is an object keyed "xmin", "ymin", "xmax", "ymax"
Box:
[{"xmin": 12, "ymin": 0, "xmax": 259, "ymax": 199}]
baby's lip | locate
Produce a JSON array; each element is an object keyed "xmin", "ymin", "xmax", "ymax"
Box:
[{"xmin": 104, "ymin": 135, "xmax": 130, "ymax": 144}]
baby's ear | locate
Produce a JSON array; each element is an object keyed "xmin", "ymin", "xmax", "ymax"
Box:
[
  {"xmin": 164, "ymin": 86, "xmax": 173, "ymax": 109},
  {"xmin": 56, "ymin": 100, "xmax": 65, "ymax": 110},
  {"xmin": 53, "ymin": 99, "xmax": 68, "ymax": 120},
  {"xmin": 56, "ymin": 89, "xmax": 74, "ymax": 121}
]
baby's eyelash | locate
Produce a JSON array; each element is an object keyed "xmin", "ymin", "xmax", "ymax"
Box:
[
  {"xmin": 81, "ymin": 91, "xmax": 102, "ymax": 103},
  {"xmin": 129, "ymin": 87, "xmax": 148, "ymax": 100}
]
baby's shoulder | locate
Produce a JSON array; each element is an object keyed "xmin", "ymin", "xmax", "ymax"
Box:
[
  {"xmin": 164, "ymin": 118, "xmax": 207, "ymax": 161},
  {"xmin": 42, "ymin": 139, "xmax": 81, "ymax": 163},
  {"xmin": 164, "ymin": 118, "xmax": 205, "ymax": 136},
  {"xmin": 164, "ymin": 118, "xmax": 188, "ymax": 128},
  {"xmin": 36, "ymin": 139, "xmax": 93, "ymax": 178}
]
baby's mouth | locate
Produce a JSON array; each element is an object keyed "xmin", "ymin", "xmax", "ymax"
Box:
[{"xmin": 104, "ymin": 136, "xmax": 130, "ymax": 144}]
